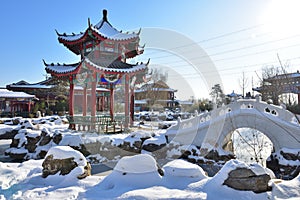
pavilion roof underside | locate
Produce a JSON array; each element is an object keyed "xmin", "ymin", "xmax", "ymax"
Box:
[
  {"xmin": 44, "ymin": 58, "xmax": 148, "ymax": 76},
  {"xmin": 84, "ymin": 58, "xmax": 148, "ymax": 73},
  {"xmin": 44, "ymin": 61, "xmax": 82, "ymax": 76}
]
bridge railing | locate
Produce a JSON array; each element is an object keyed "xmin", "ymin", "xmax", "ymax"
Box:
[
  {"xmin": 167, "ymin": 98, "xmax": 299, "ymax": 134},
  {"xmin": 229, "ymin": 99, "xmax": 298, "ymax": 124}
]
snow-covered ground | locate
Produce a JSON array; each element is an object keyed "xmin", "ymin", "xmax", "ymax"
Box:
[
  {"xmin": 0, "ymin": 154, "xmax": 299, "ymax": 199},
  {"xmin": 0, "ymin": 116, "xmax": 299, "ymax": 199}
]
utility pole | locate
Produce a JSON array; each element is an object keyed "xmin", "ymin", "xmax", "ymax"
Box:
[{"xmin": 252, "ymin": 76, "xmax": 254, "ymax": 97}]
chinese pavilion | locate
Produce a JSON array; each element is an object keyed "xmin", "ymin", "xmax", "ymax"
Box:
[{"xmin": 44, "ymin": 9, "xmax": 149, "ymax": 130}]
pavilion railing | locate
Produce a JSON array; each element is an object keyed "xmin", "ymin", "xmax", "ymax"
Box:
[{"xmin": 67, "ymin": 115, "xmax": 124, "ymax": 133}]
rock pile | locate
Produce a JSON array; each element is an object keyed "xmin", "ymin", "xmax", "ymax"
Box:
[
  {"xmin": 5, "ymin": 117, "xmax": 88, "ymax": 160},
  {"xmin": 267, "ymin": 149, "xmax": 300, "ymax": 180}
]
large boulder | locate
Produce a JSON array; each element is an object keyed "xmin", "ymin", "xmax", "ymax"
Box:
[
  {"xmin": 221, "ymin": 160, "xmax": 274, "ymax": 193},
  {"xmin": 223, "ymin": 167, "xmax": 272, "ymax": 193},
  {"xmin": 42, "ymin": 146, "xmax": 91, "ymax": 179}
]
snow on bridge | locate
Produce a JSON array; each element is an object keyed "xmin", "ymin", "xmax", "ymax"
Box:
[{"xmin": 166, "ymin": 96, "xmax": 300, "ymax": 153}]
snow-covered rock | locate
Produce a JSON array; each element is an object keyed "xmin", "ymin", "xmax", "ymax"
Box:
[
  {"xmin": 4, "ymin": 117, "xmax": 87, "ymax": 160},
  {"xmin": 93, "ymin": 154, "xmax": 163, "ymax": 197},
  {"xmin": 114, "ymin": 154, "xmax": 158, "ymax": 174},
  {"xmin": 163, "ymin": 159, "xmax": 207, "ymax": 178},
  {"xmin": 267, "ymin": 148, "xmax": 300, "ymax": 179},
  {"xmin": 210, "ymin": 159, "xmax": 274, "ymax": 193},
  {"xmin": 42, "ymin": 146, "xmax": 91, "ymax": 179},
  {"xmin": 142, "ymin": 134, "xmax": 167, "ymax": 152},
  {"xmin": 46, "ymin": 146, "xmax": 87, "ymax": 166}
]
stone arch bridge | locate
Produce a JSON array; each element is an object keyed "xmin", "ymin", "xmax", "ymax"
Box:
[{"xmin": 166, "ymin": 97, "xmax": 300, "ymax": 153}]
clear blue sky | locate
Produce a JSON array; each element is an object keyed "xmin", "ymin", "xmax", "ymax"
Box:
[{"xmin": 1, "ymin": 0, "xmax": 300, "ymax": 99}]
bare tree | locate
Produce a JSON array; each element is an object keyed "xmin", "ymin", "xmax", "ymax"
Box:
[
  {"xmin": 260, "ymin": 65, "xmax": 285, "ymax": 105},
  {"xmin": 151, "ymin": 68, "xmax": 168, "ymax": 83},
  {"xmin": 239, "ymin": 71, "xmax": 248, "ymax": 98},
  {"xmin": 259, "ymin": 55, "xmax": 295, "ymax": 106},
  {"xmin": 233, "ymin": 128, "xmax": 273, "ymax": 166}
]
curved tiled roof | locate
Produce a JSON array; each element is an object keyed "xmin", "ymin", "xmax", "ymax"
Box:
[
  {"xmin": 44, "ymin": 60, "xmax": 81, "ymax": 75},
  {"xmin": 0, "ymin": 89, "xmax": 35, "ymax": 99},
  {"xmin": 57, "ymin": 10, "xmax": 139, "ymax": 42}
]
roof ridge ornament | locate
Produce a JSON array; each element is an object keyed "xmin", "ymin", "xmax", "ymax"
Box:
[
  {"xmin": 103, "ymin": 9, "xmax": 108, "ymax": 21},
  {"xmin": 88, "ymin": 18, "xmax": 91, "ymax": 28},
  {"xmin": 55, "ymin": 29, "xmax": 62, "ymax": 36},
  {"xmin": 137, "ymin": 28, "xmax": 141, "ymax": 35},
  {"xmin": 146, "ymin": 58, "xmax": 150, "ymax": 66},
  {"xmin": 42, "ymin": 59, "xmax": 48, "ymax": 66}
]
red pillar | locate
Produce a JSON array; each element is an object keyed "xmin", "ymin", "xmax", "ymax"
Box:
[
  {"xmin": 69, "ymin": 76, "xmax": 75, "ymax": 129},
  {"xmin": 124, "ymin": 74, "xmax": 130, "ymax": 130},
  {"xmin": 11, "ymin": 103, "xmax": 13, "ymax": 117},
  {"xmin": 83, "ymin": 87, "xmax": 87, "ymax": 116},
  {"xmin": 130, "ymin": 89, "xmax": 134, "ymax": 126},
  {"xmin": 91, "ymin": 74, "xmax": 97, "ymax": 117},
  {"xmin": 10, "ymin": 101, "xmax": 13, "ymax": 115},
  {"xmin": 109, "ymin": 83, "xmax": 114, "ymax": 120},
  {"xmin": 101, "ymin": 97, "xmax": 104, "ymax": 111},
  {"xmin": 28, "ymin": 101, "xmax": 31, "ymax": 113},
  {"xmin": 91, "ymin": 73, "xmax": 97, "ymax": 130}
]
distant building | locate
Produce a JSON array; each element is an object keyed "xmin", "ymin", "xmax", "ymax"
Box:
[
  {"xmin": 6, "ymin": 78, "xmax": 110, "ymax": 113},
  {"xmin": 226, "ymin": 90, "xmax": 242, "ymax": 101},
  {"xmin": 7, "ymin": 79, "xmax": 55, "ymax": 104},
  {"xmin": 253, "ymin": 71, "xmax": 300, "ymax": 104},
  {"xmin": 134, "ymin": 80, "xmax": 179, "ymax": 111},
  {"xmin": 0, "ymin": 88, "xmax": 36, "ymax": 117}
]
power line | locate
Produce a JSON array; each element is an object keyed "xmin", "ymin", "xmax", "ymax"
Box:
[
  {"xmin": 146, "ymin": 33, "xmax": 300, "ymax": 61},
  {"xmin": 203, "ymin": 32, "xmax": 271, "ymax": 50},
  {"xmin": 148, "ymin": 42, "xmax": 300, "ymax": 67},
  {"xmin": 164, "ymin": 62, "xmax": 300, "ymax": 80},
  {"xmin": 153, "ymin": 56, "xmax": 300, "ymax": 79},
  {"xmin": 143, "ymin": 24, "xmax": 265, "ymax": 57},
  {"xmin": 209, "ymin": 34, "xmax": 300, "ymax": 57}
]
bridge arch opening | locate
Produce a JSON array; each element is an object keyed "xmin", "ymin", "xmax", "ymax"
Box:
[{"xmin": 225, "ymin": 128, "xmax": 273, "ymax": 166}]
